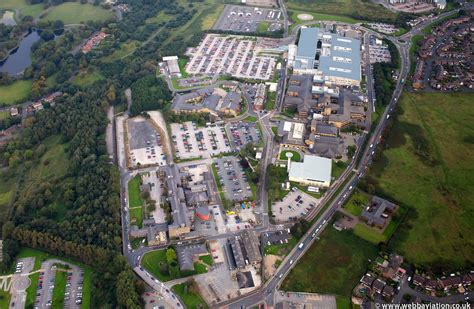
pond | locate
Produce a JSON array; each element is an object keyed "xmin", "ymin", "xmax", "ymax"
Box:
[
  {"xmin": 0, "ymin": 10, "xmax": 17, "ymax": 26},
  {"xmin": 0, "ymin": 30, "xmax": 40, "ymax": 76}
]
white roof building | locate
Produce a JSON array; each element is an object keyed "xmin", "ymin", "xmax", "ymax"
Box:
[{"xmin": 288, "ymin": 155, "xmax": 332, "ymax": 188}]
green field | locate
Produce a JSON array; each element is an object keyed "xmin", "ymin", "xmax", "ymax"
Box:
[
  {"xmin": 367, "ymin": 92, "xmax": 474, "ymax": 270},
  {"xmin": 286, "ymin": 0, "xmax": 396, "ymax": 23},
  {"xmin": 52, "ymin": 271, "xmax": 67, "ymax": 308},
  {"xmin": 0, "ymin": 80, "xmax": 32, "ymax": 105},
  {"xmin": 41, "ymin": 2, "xmax": 113, "ymax": 24},
  {"xmin": 289, "ymin": 10, "xmax": 365, "ymax": 33},
  {"xmin": 72, "ymin": 70, "xmax": 105, "ymax": 88},
  {"xmin": 264, "ymin": 236, "xmax": 297, "ymax": 256},
  {"xmin": 0, "ymin": 0, "xmax": 44, "ymax": 19},
  {"xmin": 257, "ymin": 21, "xmax": 270, "ymax": 34},
  {"xmin": 128, "ymin": 175, "xmax": 143, "ymax": 208},
  {"xmin": 279, "ymin": 150, "xmax": 301, "ymax": 162},
  {"xmin": 21, "ymin": 135, "xmax": 70, "ymax": 201},
  {"xmin": 332, "ymin": 160, "xmax": 348, "ymax": 180},
  {"xmin": 282, "ymin": 228, "xmax": 377, "ymax": 297},
  {"xmin": 141, "ymin": 249, "xmax": 171, "ymax": 281},
  {"xmin": 353, "ymin": 223, "xmax": 387, "ymax": 244},
  {"xmin": 172, "ymin": 282, "xmax": 209, "ymax": 309},
  {"xmin": 0, "ymin": 111, "xmax": 9, "ymax": 120},
  {"xmin": 129, "ymin": 207, "xmax": 143, "ymax": 228},
  {"xmin": 343, "ymin": 190, "xmax": 370, "ymax": 217},
  {"xmin": 0, "ymin": 281, "xmax": 12, "ymax": 308},
  {"xmin": 102, "ymin": 41, "xmax": 140, "ymax": 62},
  {"xmin": 198, "ymin": 255, "xmax": 213, "ymax": 266}
]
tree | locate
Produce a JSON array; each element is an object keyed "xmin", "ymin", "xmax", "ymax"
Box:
[
  {"xmin": 166, "ymin": 248, "xmax": 177, "ymax": 265},
  {"xmin": 116, "ymin": 269, "xmax": 141, "ymax": 308}
]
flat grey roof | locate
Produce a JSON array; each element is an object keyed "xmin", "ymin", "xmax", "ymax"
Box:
[{"xmin": 289, "ymin": 155, "xmax": 332, "ymax": 183}]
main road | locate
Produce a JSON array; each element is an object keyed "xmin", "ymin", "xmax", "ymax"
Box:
[{"xmin": 217, "ymin": 8, "xmax": 460, "ymax": 308}]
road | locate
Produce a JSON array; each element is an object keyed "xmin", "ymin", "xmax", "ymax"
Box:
[
  {"xmin": 217, "ymin": 9, "xmax": 461, "ymax": 309},
  {"xmin": 113, "ymin": 8, "xmax": 463, "ymax": 309}
]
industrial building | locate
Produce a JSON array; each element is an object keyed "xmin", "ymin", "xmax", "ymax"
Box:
[
  {"xmin": 289, "ymin": 27, "xmax": 361, "ymax": 87},
  {"xmin": 163, "ymin": 56, "xmax": 181, "ymax": 77},
  {"xmin": 288, "ymin": 155, "xmax": 332, "ymax": 188}
]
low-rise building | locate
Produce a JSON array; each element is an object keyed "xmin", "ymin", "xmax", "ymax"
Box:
[
  {"xmin": 288, "ymin": 155, "xmax": 332, "ymax": 188},
  {"xmin": 360, "ymin": 196, "xmax": 397, "ymax": 229}
]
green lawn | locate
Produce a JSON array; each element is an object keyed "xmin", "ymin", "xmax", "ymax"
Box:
[
  {"xmin": 332, "ymin": 160, "xmax": 348, "ymax": 180},
  {"xmin": 72, "ymin": 70, "xmax": 105, "ymax": 88},
  {"xmin": 0, "ymin": 282, "xmax": 11, "ymax": 309},
  {"xmin": 279, "ymin": 150, "xmax": 301, "ymax": 162},
  {"xmin": 198, "ymin": 255, "xmax": 213, "ymax": 266},
  {"xmin": 129, "ymin": 207, "xmax": 143, "ymax": 228},
  {"xmin": 172, "ymin": 282, "xmax": 209, "ymax": 309},
  {"xmin": 0, "ymin": 80, "xmax": 32, "ymax": 105},
  {"xmin": 141, "ymin": 249, "xmax": 172, "ymax": 282},
  {"xmin": 131, "ymin": 237, "xmax": 146, "ymax": 249},
  {"xmin": 128, "ymin": 175, "xmax": 143, "ymax": 208},
  {"xmin": 266, "ymin": 91, "xmax": 277, "ymax": 110},
  {"xmin": 289, "ymin": 10, "xmax": 365, "ymax": 33},
  {"xmin": 193, "ymin": 262, "xmax": 208, "ymax": 274},
  {"xmin": 0, "ymin": 110, "xmax": 10, "ymax": 121},
  {"xmin": 102, "ymin": 41, "xmax": 140, "ymax": 62},
  {"xmin": 178, "ymin": 58, "xmax": 189, "ymax": 78},
  {"xmin": 343, "ymin": 190, "xmax": 370, "ymax": 217},
  {"xmin": 257, "ymin": 21, "xmax": 270, "ymax": 34},
  {"xmin": 353, "ymin": 223, "xmax": 387, "ymax": 244},
  {"xmin": 243, "ymin": 115, "xmax": 257, "ymax": 123},
  {"xmin": 336, "ymin": 296, "xmax": 352, "ymax": 309},
  {"xmin": 282, "ymin": 228, "xmax": 378, "ymax": 297},
  {"xmin": 367, "ymin": 92, "xmax": 474, "ymax": 271},
  {"xmin": 41, "ymin": 2, "xmax": 113, "ymax": 24},
  {"xmin": 52, "ymin": 271, "xmax": 67, "ymax": 308}
]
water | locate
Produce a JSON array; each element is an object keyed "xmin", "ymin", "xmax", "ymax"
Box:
[{"xmin": 0, "ymin": 30, "xmax": 41, "ymax": 76}]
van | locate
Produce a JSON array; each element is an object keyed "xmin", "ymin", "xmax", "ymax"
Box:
[{"xmin": 289, "ymin": 260, "xmax": 294, "ymax": 265}]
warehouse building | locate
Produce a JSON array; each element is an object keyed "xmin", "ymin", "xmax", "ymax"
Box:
[
  {"xmin": 288, "ymin": 155, "xmax": 332, "ymax": 187},
  {"xmin": 289, "ymin": 27, "xmax": 361, "ymax": 87}
]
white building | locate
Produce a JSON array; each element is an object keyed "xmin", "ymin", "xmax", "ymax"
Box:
[
  {"xmin": 163, "ymin": 56, "xmax": 181, "ymax": 77},
  {"xmin": 288, "ymin": 155, "xmax": 332, "ymax": 188}
]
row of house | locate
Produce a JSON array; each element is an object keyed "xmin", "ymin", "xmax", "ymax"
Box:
[
  {"xmin": 413, "ymin": 272, "xmax": 474, "ymax": 292},
  {"xmin": 82, "ymin": 32, "xmax": 108, "ymax": 54},
  {"xmin": 27, "ymin": 91, "xmax": 63, "ymax": 114},
  {"xmin": 360, "ymin": 274, "xmax": 396, "ymax": 299}
]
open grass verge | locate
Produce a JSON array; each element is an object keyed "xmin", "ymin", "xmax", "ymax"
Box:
[
  {"xmin": 52, "ymin": 271, "xmax": 67, "ymax": 308},
  {"xmin": 343, "ymin": 189, "xmax": 369, "ymax": 217},
  {"xmin": 282, "ymin": 227, "xmax": 377, "ymax": 297},
  {"xmin": 172, "ymin": 281, "xmax": 208, "ymax": 309}
]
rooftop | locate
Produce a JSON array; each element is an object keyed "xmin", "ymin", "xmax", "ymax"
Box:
[{"xmin": 289, "ymin": 155, "xmax": 332, "ymax": 183}]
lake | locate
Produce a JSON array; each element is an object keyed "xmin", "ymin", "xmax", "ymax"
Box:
[{"xmin": 0, "ymin": 30, "xmax": 40, "ymax": 76}]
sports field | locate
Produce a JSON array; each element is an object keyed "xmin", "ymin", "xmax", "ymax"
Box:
[
  {"xmin": 286, "ymin": 0, "xmax": 396, "ymax": 22},
  {"xmin": 41, "ymin": 2, "xmax": 113, "ymax": 24},
  {"xmin": 367, "ymin": 92, "xmax": 474, "ymax": 271},
  {"xmin": 282, "ymin": 227, "xmax": 378, "ymax": 297},
  {"xmin": 0, "ymin": 0, "xmax": 44, "ymax": 19}
]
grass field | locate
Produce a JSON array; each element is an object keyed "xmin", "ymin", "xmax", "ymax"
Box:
[
  {"xmin": 72, "ymin": 70, "xmax": 105, "ymax": 88},
  {"xmin": 129, "ymin": 207, "xmax": 143, "ymax": 228},
  {"xmin": 353, "ymin": 223, "xmax": 387, "ymax": 244},
  {"xmin": 0, "ymin": 111, "xmax": 9, "ymax": 120},
  {"xmin": 141, "ymin": 249, "xmax": 172, "ymax": 282},
  {"xmin": 264, "ymin": 236, "xmax": 297, "ymax": 256},
  {"xmin": 279, "ymin": 150, "xmax": 301, "ymax": 162},
  {"xmin": 172, "ymin": 282, "xmax": 209, "ymax": 309},
  {"xmin": 286, "ymin": 0, "xmax": 396, "ymax": 22},
  {"xmin": 367, "ymin": 92, "xmax": 474, "ymax": 271},
  {"xmin": 102, "ymin": 41, "xmax": 140, "ymax": 62},
  {"xmin": 332, "ymin": 160, "xmax": 348, "ymax": 180},
  {"xmin": 343, "ymin": 190, "xmax": 370, "ymax": 217},
  {"xmin": 146, "ymin": 10, "xmax": 175, "ymax": 24},
  {"xmin": 128, "ymin": 175, "xmax": 143, "ymax": 208},
  {"xmin": 0, "ymin": 0, "xmax": 44, "ymax": 19},
  {"xmin": 282, "ymin": 228, "xmax": 377, "ymax": 297},
  {"xmin": 257, "ymin": 21, "xmax": 270, "ymax": 34},
  {"xmin": 41, "ymin": 2, "xmax": 113, "ymax": 24},
  {"xmin": 199, "ymin": 255, "xmax": 213, "ymax": 266},
  {"xmin": 288, "ymin": 10, "xmax": 364, "ymax": 33},
  {"xmin": 0, "ymin": 80, "xmax": 32, "ymax": 105},
  {"xmin": 0, "ymin": 282, "xmax": 11, "ymax": 309},
  {"xmin": 21, "ymin": 135, "xmax": 69, "ymax": 200},
  {"xmin": 52, "ymin": 271, "xmax": 67, "ymax": 308}
]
